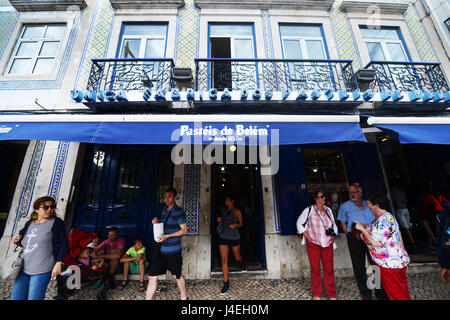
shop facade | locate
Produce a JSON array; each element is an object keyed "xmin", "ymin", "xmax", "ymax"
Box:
[{"xmin": 0, "ymin": 0, "xmax": 449, "ymax": 280}]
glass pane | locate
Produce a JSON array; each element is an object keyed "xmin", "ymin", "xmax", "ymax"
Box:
[
  {"xmin": 44, "ymin": 25, "xmax": 66, "ymax": 38},
  {"xmin": 234, "ymin": 39, "xmax": 253, "ymax": 58},
  {"xmin": 123, "ymin": 24, "xmax": 167, "ymax": 37},
  {"xmin": 39, "ymin": 41, "xmax": 59, "ymax": 56},
  {"xmin": 120, "ymin": 39, "xmax": 140, "ymax": 58},
  {"xmin": 210, "ymin": 24, "xmax": 253, "ymax": 37},
  {"xmin": 361, "ymin": 27, "xmax": 400, "ymax": 40},
  {"xmin": 283, "ymin": 39, "xmax": 302, "ymax": 59},
  {"xmin": 305, "ymin": 40, "xmax": 325, "ymax": 59},
  {"xmin": 145, "ymin": 39, "xmax": 164, "ymax": 58},
  {"xmin": 33, "ymin": 58, "xmax": 55, "ymax": 74},
  {"xmin": 16, "ymin": 42, "xmax": 38, "ymax": 57},
  {"xmin": 365, "ymin": 42, "xmax": 386, "ymax": 61},
  {"xmin": 9, "ymin": 58, "xmax": 31, "ymax": 74},
  {"xmin": 22, "ymin": 25, "xmax": 45, "ymax": 39},
  {"xmin": 386, "ymin": 43, "xmax": 407, "ymax": 61},
  {"xmin": 280, "ymin": 25, "xmax": 322, "ymax": 38}
]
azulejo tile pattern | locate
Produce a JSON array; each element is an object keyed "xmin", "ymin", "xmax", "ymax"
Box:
[
  {"xmin": 0, "ymin": 11, "xmax": 19, "ymax": 60},
  {"xmin": 76, "ymin": 0, "xmax": 114, "ymax": 90},
  {"xmin": 183, "ymin": 164, "xmax": 201, "ymax": 235},
  {"xmin": 174, "ymin": 0, "xmax": 200, "ymax": 72},
  {"xmin": 261, "ymin": 9, "xmax": 274, "ymax": 59},
  {"xmin": 0, "ymin": 11, "xmax": 82, "ymax": 90},
  {"xmin": 11, "ymin": 140, "xmax": 46, "ymax": 235},
  {"xmin": 330, "ymin": 0, "xmax": 438, "ymax": 71},
  {"xmin": 48, "ymin": 141, "xmax": 71, "ymax": 203}
]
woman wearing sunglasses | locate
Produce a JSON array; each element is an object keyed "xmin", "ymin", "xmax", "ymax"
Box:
[
  {"xmin": 10, "ymin": 196, "xmax": 68, "ymax": 300},
  {"xmin": 296, "ymin": 190, "xmax": 338, "ymax": 300}
]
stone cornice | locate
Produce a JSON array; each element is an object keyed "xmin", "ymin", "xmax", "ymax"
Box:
[
  {"xmin": 109, "ymin": 0, "xmax": 185, "ymax": 10},
  {"xmin": 339, "ymin": 1, "xmax": 409, "ymax": 15},
  {"xmin": 9, "ymin": 0, "xmax": 87, "ymax": 11},
  {"xmin": 194, "ymin": 0, "xmax": 335, "ymax": 11}
]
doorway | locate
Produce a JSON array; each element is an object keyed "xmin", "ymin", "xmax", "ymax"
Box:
[
  {"xmin": 211, "ymin": 163, "xmax": 266, "ymax": 272},
  {"xmin": 0, "ymin": 141, "xmax": 28, "ymax": 238}
]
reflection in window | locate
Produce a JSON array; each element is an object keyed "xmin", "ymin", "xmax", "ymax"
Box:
[
  {"xmin": 304, "ymin": 149, "xmax": 349, "ymax": 219},
  {"xmin": 8, "ymin": 24, "xmax": 66, "ymax": 75}
]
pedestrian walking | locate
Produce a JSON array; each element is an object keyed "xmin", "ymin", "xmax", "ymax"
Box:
[
  {"xmin": 216, "ymin": 194, "xmax": 247, "ymax": 295},
  {"xmin": 355, "ymin": 192, "xmax": 411, "ymax": 300},
  {"xmin": 10, "ymin": 196, "xmax": 68, "ymax": 300},
  {"xmin": 296, "ymin": 190, "xmax": 338, "ymax": 300}
]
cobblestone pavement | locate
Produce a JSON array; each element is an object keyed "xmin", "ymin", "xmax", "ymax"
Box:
[{"xmin": 1, "ymin": 271, "xmax": 449, "ymax": 300}]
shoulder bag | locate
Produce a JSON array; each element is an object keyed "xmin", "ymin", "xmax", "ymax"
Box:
[{"xmin": 1, "ymin": 245, "xmax": 24, "ymax": 281}]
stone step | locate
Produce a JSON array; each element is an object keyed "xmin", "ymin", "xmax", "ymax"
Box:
[{"xmin": 210, "ymin": 270, "xmax": 268, "ymax": 280}]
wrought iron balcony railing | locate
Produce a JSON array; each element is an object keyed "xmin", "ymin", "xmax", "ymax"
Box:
[
  {"xmin": 365, "ymin": 61, "xmax": 450, "ymax": 93},
  {"xmin": 195, "ymin": 58, "xmax": 358, "ymax": 92},
  {"xmin": 86, "ymin": 58, "xmax": 175, "ymax": 92}
]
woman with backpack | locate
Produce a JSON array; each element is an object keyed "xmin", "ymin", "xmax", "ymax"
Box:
[{"xmin": 296, "ymin": 190, "xmax": 338, "ymax": 300}]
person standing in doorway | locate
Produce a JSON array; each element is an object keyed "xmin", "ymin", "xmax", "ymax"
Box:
[
  {"xmin": 10, "ymin": 196, "xmax": 68, "ymax": 300},
  {"xmin": 146, "ymin": 187, "xmax": 188, "ymax": 300},
  {"xmin": 390, "ymin": 183, "xmax": 416, "ymax": 250},
  {"xmin": 216, "ymin": 194, "xmax": 247, "ymax": 295},
  {"xmin": 337, "ymin": 183, "xmax": 388, "ymax": 300},
  {"xmin": 296, "ymin": 190, "xmax": 338, "ymax": 300}
]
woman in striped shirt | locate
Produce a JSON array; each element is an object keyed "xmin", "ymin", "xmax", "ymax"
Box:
[{"xmin": 296, "ymin": 190, "xmax": 338, "ymax": 300}]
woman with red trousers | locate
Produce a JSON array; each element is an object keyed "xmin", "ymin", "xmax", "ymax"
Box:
[{"xmin": 297, "ymin": 190, "xmax": 338, "ymax": 300}]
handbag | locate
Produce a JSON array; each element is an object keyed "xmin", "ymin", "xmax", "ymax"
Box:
[{"xmin": 1, "ymin": 245, "xmax": 24, "ymax": 281}]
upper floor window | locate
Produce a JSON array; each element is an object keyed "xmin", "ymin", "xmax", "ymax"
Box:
[
  {"xmin": 209, "ymin": 24, "xmax": 255, "ymax": 59},
  {"xmin": 280, "ymin": 25, "xmax": 327, "ymax": 60},
  {"xmin": 118, "ymin": 24, "xmax": 167, "ymax": 58},
  {"xmin": 7, "ymin": 24, "xmax": 66, "ymax": 75},
  {"xmin": 360, "ymin": 27, "xmax": 408, "ymax": 62}
]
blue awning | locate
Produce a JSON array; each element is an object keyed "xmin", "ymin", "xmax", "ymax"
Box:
[
  {"xmin": 0, "ymin": 114, "xmax": 367, "ymax": 145},
  {"xmin": 367, "ymin": 117, "xmax": 450, "ymax": 145}
]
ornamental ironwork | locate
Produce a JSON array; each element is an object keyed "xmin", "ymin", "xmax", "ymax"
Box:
[
  {"xmin": 194, "ymin": 58, "xmax": 358, "ymax": 92},
  {"xmin": 86, "ymin": 58, "xmax": 175, "ymax": 92},
  {"xmin": 365, "ymin": 61, "xmax": 450, "ymax": 93}
]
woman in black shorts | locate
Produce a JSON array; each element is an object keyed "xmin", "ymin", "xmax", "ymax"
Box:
[{"xmin": 216, "ymin": 195, "xmax": 247, "ymax": 295}]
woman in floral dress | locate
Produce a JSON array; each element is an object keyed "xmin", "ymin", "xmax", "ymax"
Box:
[{"xmin": 355, "ymin": 193, "xmax": 411, "ymax": 300}]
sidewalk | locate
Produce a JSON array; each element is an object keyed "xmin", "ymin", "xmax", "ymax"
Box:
[{"xmin": 1, "ymin": 271, "xmax": 449, "ymax": 300}]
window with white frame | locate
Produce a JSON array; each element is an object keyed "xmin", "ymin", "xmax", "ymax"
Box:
[
  {"xmin": 119, "ymin": 24, "xmax": 167, "ymax": 59},
  {"xmin": 280, "ymin": 24, "xmax": 331, "ymax": 90},
  {"xmin": 360, "ymin": 27, "xmax": 408, "ymax": 62},
  {"xmin": 7, "ymin": 24, "xmax": 66, "ymax": 75},
  {"xmin": 280, "ymin": 24, "xmax": 326, "ymax": 60},
  {"xmin": 208, "ymin": 23, "xmax": 256, "ymax": 90}
]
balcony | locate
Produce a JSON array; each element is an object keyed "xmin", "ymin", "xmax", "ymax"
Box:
[
  {"xmin": 87, "ymin": 58, "xmax": 175, "ymax": 92},
  {"xmin": 365, "ymin": 61, "xmax": 450, "ymax": 93},
  {"xmin": 195, "ymin": 58, "xmax": 358, "ymax": 92}
]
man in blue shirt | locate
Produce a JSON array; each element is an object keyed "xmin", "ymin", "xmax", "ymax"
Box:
[
  {"xmin": 146, "ymin": 187, "xmax": 187, "ymax": 300},
  {"xmin": 337, "ymin": 183, "xmax": 388, "ymax": 300}
]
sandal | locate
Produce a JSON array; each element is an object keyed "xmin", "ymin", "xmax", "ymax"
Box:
[
  {"xmin": 138, "ymin": 281, "xmax": 146, "ymax": 292},
  {"xmin": 118, "ymin": 280, "xmax": 128, "ymax": 290}
]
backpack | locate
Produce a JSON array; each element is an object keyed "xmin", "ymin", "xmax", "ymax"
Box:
[{"xmin": 437, "ymin": 204, "xmax": 450, "ymax": 253}]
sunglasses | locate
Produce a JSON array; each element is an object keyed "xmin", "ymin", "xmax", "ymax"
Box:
[
  {"xmin": 40, "ymin": 204, "xmax": 56, "ymax": 210},
  {"xmin": 316, "ymin": 195, "xmax": 326, "ymax": 199}
]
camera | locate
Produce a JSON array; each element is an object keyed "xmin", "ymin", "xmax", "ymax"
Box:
[{"xmin": 325, "ymin": 228, "xmax": 336, "ymax": 237}]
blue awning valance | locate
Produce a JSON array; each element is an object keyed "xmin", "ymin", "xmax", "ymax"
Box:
[
  {"xmin": 367, "ymin": 117, "xmax": 450, "ymax": 145},
  {"xmin": 0, "ymin": 114, "xmax": 367, "ymax": 145}
]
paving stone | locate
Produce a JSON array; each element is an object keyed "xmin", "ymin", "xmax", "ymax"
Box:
[{"xmin": 1, "ymin": 272, "xmax": 448, "ymax": 300}]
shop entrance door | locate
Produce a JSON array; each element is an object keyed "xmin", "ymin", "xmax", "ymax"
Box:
[
  {"xmin": 72, "ymin": 144, "xmax": 173, "ymax": 249},
  {"xmin": 211, "ymin": 163, "xmax": 266, "ymax": 272}
]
